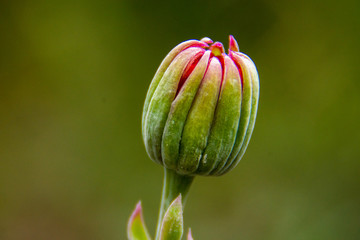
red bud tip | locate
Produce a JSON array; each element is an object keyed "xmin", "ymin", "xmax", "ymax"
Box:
[
  {"xmin": 210, "ymin": 42, "xmax": 225, "ymax": 57},
  {"xmin": 229, "ymin": 35, "xmax": 239, "ymax": 52},
  {"xmin": 200, "ymin": 37, "xmax": 213, "ymax": 45}
]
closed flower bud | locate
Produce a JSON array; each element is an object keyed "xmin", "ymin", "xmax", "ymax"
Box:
[{"xmin": 142, "ymin": 36, "xmax": 259, "ymax": 176}]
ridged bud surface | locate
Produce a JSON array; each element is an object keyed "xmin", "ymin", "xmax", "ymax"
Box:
[{"xmin": 142, "ymin": 36, "xmax": 259, "ymax": 176}]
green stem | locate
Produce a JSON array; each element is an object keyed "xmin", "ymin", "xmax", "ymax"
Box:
[{"xmin": 155, "ymin": 168, "xmax": 194, "ymax": 240}]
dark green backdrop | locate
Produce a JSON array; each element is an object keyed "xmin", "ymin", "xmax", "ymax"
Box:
[{"xmin": 1, "ymin": 0, "xmax": 359, "ymax": 239}]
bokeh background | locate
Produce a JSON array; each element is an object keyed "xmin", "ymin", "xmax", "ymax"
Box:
[{"xmin": 1, "ymin": 0, "xmax": 359, "ymax": 239}]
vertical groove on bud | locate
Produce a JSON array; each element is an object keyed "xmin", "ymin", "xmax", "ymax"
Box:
[{"xmin": 176, "ymin": 51, "xmax": 204, "ymax": 96}]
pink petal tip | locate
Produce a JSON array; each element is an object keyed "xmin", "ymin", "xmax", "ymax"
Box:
[
  {"xmin": 210, "ymin": 42, "xmax": 225, "ymax": 57},
  {"xmin": 200, "ymin": 37, "xmax": 213, "ymax": 45},
  {"xmin": 229, "ymin": 35, "xmax": 239, "ymax": 52}
]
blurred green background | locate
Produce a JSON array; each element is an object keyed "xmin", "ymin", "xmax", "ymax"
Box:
[{"xmin": 1, "ymin": 0, "xmax": 359, "ymax": 239}]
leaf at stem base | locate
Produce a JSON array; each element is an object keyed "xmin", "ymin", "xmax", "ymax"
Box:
[
  {"xmin": 127, "ymin": 201, "xmax": 151, "ymax": 240},
  {"xmin": 159, "ymin": 194, "xmax": 184, "ymax": 240},
  {"xmin": 187, "ymin": 228, "xmax": 194, "ymax": 240}
]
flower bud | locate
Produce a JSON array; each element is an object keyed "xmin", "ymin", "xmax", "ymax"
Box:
[{"xmin": 142, "ymin": 36, "xmax": 259, "ymax": 176}]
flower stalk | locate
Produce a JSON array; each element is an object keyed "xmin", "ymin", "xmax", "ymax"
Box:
[{"xmin": 155, "ymin": 169, "xmax": 194, "ymax": 240}]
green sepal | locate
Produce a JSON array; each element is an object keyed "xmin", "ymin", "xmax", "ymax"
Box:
[
  {"xmin": 162, "ymin": 51, "xmax": 211, "ymax": 171},
  {"xmin": 159, "ymin": 195, "xmax": 184, "ymax": 240},
  {"xmin": 142, "ymin": 40, "xmax": 207, "ymax": 140},
  {"xmin": 224, "ymin": 53, "xmax": 260, "ymax": 173},
  {"xmin": 197, "ymin": 55, "xmax": 242, "ymax": 175},
  {"xmin": 127, "ymin": 201, "xmax": 151, "ymax": 240},
  {"xmin": 143, "ymin": 47, "xmax": 203, "ymax": 164},
  {"xmin": 177, "ymin": 57, "xmax": 222, "ymax": 174},
  {"xmin": 208, "ymin": 51, "xmax": 252, "ymax": 175},
  {"xmin": 220, "ymin": 52, "xmax": 260, "ymax": 175}
]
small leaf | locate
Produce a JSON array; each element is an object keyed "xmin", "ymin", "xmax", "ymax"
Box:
[
  {"xmin": 187, "ymin": 228, "xmax": 194, "ymax": 240},
  {"xmin": 159, "ymin": 195, "xmax": 183, "ymax": 240},
  {"xmin": 127, "ymin": 201, "xmax": 151, "ymax": 240}
]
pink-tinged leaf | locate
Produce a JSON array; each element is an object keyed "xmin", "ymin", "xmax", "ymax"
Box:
[
  {"xmin": 228, "ymin": 35, "xmax": 239, "ymax": 52},
  {"xmin": 127, "ymin": 201, "xmax": 151, "ymax": 240},
  {"xmin": 187, "ymin": 228, "xmax": 194, "ymax": 240},
  {"xmin": 159, "ymin": 195, "xmax": 183, "ymax": 240}
]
